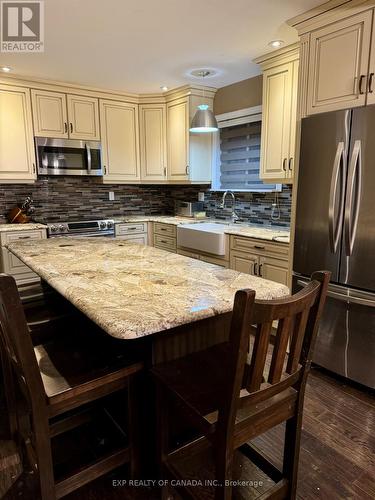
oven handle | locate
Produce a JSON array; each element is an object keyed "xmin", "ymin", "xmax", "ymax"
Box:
[{"xmin": 86, "ymin": 143, "xmax": 92, "ymax": 174}]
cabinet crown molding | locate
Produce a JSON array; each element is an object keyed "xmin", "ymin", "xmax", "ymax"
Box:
[
  {"xmin": 253, "ymin": 42, "xmax": 300, "ymax": 69},
  {"xmin": 0, "ymin": 74, "xmax": 216, "ymax": 104},
  {"xmin": 287, "ymin": 0, "xmax": 373, "ymax": 35}
]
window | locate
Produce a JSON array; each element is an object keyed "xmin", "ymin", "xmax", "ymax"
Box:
[{"xmin": 211, "ymin": 106, "xmax": 281, "ymax": 192}]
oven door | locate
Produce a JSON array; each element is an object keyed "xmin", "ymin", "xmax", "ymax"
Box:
[{"xmin": 36, "ymin": 138, "xmax": 102, "ymax": 176}]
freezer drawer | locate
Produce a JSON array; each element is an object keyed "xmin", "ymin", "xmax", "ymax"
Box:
[{"xmin": 293, "ymin": 275, "xmax": 375, "ymax": 388}]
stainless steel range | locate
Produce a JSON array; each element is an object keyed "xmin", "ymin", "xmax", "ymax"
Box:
[{"xmin": 47, "ymin": 219, "xmax": 115, "ymax": 238}]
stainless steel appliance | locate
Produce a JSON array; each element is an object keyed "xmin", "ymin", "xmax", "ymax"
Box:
[
  {"xmin": 175, "ymin": 201, "xmax": 204, "ymax": 217},
  {"xmin": 47, "ymin": 219, "xmax": 114, "ymax": 238},
  {"xmin": 36, "ymin": 138, "xmax": 102, "ymax": 176},
  {"xmin": 293, "ymin": 106, "xmax": 375, "ymax": 388}
]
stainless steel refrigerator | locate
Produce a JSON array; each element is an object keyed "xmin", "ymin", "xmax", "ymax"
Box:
[{"xmin": 293, "ymin": 106, "xmax": 375, "ymax": 388}]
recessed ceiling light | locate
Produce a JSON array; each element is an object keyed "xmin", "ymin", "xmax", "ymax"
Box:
[
  {"xmin": 1, "ymin": 66, "xmax": 12, "ymax": 73},
  {"xmin": 268, "ymin": 40, "xmax": 284, "ymax": 48},
  {"xmin": 160, "ymin": 85, "xmax": 168, "ymax": 92}
]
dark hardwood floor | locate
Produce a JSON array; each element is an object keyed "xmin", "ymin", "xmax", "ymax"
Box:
[{"xmin": 1, "ymin": 366, "xmax": 374, "ymax": 499}]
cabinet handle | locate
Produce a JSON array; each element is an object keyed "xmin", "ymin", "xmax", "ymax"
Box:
[
  {"xmin": 254, "ymin": 262, "xmax": 258, "ymax": 275},
  {"xmin": 288, "ymin": 157, "xmax": 293, "ymax": 171},
  {"xmin": 359, "ymin": 74, "xmax": 366, "ymax": 94},
  {"xmin": 254, "ymin": 245, "xmax": 265, "ymax": 250},
  {"xmin": 103, "ymin": 165, "xmax": 107, "ymax": 175},
  {"xmin": 282, "ymin": 158, "xmax": 287, "ymax": 171},
  {"xmin": 369, "ymin": 73, "xmax": 374, "ymax": 93},
  {"xmin": 186, "ymin": 165, "xmax": 190, "ymax": 175},
  {"xmin": 18, "ymin": 236, "xmax": 31, "ymax": 240},
  {"xmin": 163, "ymin": 167, "xmax": 167, "ymax": 177},
  {"xmin": 259, "ymin": 264, "xmax": 263, "ymax": 277},
  {"xmin": 64, "ymin": 122, "xmax": 68, "ymax": 133},
  {"xmin": 32, "ymin": 163, "xmax": 36, "ymax": 173},
  {"xmin": 70, "ymin": 122, "xmax": 73, "ymax": 133}
]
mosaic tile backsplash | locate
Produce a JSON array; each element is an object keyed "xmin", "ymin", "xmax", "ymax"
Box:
[{"xmin": 0, "ymin": 177, "xmax": 291, "ymax": 227}]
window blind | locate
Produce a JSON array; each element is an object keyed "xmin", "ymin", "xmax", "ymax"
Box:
[{"xmin": 216, "ymin": 121, "xmax": 278, "ymax": 192}]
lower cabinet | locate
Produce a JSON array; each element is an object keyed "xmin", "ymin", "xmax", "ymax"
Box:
[
  {"xmin": 115, "ymin": 222, "xmax": 148, "ymax": 244},
  {"xmin": 0, "ymin": 229, "xmax": 47, "ymax": 285},
  {"xmin": 154, "ymin": 223, "xmax": 177, "ymax": 253},
  {"xmin": 229, "ymin": 236, "xmax": 289, "ymax": 286}
]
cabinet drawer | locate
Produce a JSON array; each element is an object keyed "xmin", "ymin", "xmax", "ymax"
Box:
[
  {"xmin": 115, "ymin": 223, "xmax": 147, "ymax": 236},
  {"xmin": 154, "ymin": 223, "xmax": 176, "ymax": 237},
  {"xmin": 116, "ymin": 234, "xmax": 148, "ymax": 245},
  {"xmin": 1, "ymin": 229, "xmax": 46, "ymax": 245},
  {"xmin": 230, "ymin": 236, "xmax": 289, "ymax": 259},
  {"xmin": 154, "ymin": 234, "xmax": 176, "ymax": 252}
]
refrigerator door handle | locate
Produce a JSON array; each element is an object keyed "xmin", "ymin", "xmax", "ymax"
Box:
[
  {"xmin": 344, "ymin": 140, "xmax": 362, "ymax": 256},
  {"xmin": 296, "ymin": 278, "xmax": 375, "ymax": 307},
  {"xmin": 328, "ymin": 141, "xmax": 346, "ymax": 253}
]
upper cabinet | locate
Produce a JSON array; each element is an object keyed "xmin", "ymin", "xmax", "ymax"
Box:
[
  {"xmin": 167, "ymin": 97, "xmax": 189, "ymax": 181},
  {"xmin": 100, "ymin": 100, "xmax": 140, "ymax": 183},
  {"xmin": 139, "ymin": 104, "xmax": 167, "ymax": 181},
  {"xmin": 31, "ymin": 90, "xmax": 68, "ymax": 138},
  {"xmin": 31, "ymin": 89, "xmax": 100, "ymax": 140},
  {"xmin": 254, "ymin": 44, "xmax": 299, "ymax": 183},
  {"xmin": 166, "ymin": 92, "xmax": 214, "ymax": 183},
  {"xmin": 289, "ymin": 2, "xmax": 375, "ymax": 116},
  {"xmin": 307, "ymin": 11, "xmax": 372, "ymax": 114},
  {"xmin": 66, "ymin": 95, "xmax": 100, "ymax": 140},
  {"xmin": 0, "ymin": 84, "xmax": 36, "ymax": 183}
]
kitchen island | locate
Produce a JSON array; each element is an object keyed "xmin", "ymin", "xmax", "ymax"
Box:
[{"xmin": 7, "ymin": 237, "xmax": 289, "ymax": 360}]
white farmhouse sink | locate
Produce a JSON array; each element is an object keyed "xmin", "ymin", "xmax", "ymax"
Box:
[{"xmin": 177, "ymin": 223, "xmax": 228, "ymax": 256}]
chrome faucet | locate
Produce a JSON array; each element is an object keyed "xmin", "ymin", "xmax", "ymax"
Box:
[{"xmin": 220, "ymin": 190, "xmax": 240, "ymax": 223}]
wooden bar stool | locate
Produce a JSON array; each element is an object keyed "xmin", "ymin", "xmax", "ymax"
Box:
[
  {"xmin": 151, "ymin": 271, "xmax": 330, "ymax": 500},
  {"xmin": 0, "ymin": 274, "xmax": 144, "ymax": 499}
]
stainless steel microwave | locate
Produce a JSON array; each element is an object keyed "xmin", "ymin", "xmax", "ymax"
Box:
[{"xmin": 35, "ymin": 138, "xmax": 102, "ymax": 176}]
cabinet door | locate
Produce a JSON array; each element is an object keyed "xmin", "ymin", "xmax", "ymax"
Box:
[
  {"xmin": 0, "ymin": 85, "xmax": 36, "ymax": 182},
  {"xmin": 100, "ymin": 100, "xmax": 140, "ymax": 182},
  {"xmin": 259, "ymin": 256, "xmax": 288, "ymax": 286},
  {"xmin": 167, "ymin": 98, "xmax": 189, "ymax": 180},
  {"xmin": 230, "ymin": 250, "xmax": 259, "ymax": 275},
  {"xmin": 67, "ymin": 95, "xmax": 100, "ymax": 140},
  {"xmin": 307, "ymin": 10, "xmax": 372, "ymax": 115},
  {"xmin": 260, "ymin": 62, "xmax": 293, "ymax": 181},
  {"xmin": 287, "ymin": 59, "xmax": 299, "ymax": 179},
  {"xmin": 139, "ymin": 104, "xmax": 167, "ymax": 181},
  {"xmin": 31, "ymin": 89, "xmax": 68, "ymax": 138}
]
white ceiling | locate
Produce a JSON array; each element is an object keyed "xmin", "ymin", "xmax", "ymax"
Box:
[{"xmin": 0, "ymin": 0, "xmax": 324, "ymax": 93}]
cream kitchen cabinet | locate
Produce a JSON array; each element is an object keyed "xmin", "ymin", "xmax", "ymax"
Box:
[
  {"xmin": 306, "ymin": 10, "xmax": 373, "ymax": 115},
  {"xmin": 255, "ymin": 45, "xmax": 299, "ymax": 183},
  {"xmin": 115, "ymin": 222, "xmax": 148, "ymax": 244},
  {"xmin": 31, "ymin": 89, "xmax": 100, "ymax": 140},
  {"xmin": 166, "ymin": 94, "xmax": 214, "ymax": 183},
  {"xmin": 139, "ymin": 104, "xmax": 167, "ymax": 181},
  {"xmin": 66, "ymin": 95, "xmax": 100, "ymax": 140},
  {"xmin": 229, "ymin": 235, "xmax": 290, "ymax": 286},
  {"xmin": 0, "ymin": 84, "xmax": 36, "ymax": 183},
  {"xmin": 100, "ymin": 100, "xmax": 140, "ymax": 183},
  {"xmin": 0, "ymin": 228, "xmax": 47, "ymax": 285}
]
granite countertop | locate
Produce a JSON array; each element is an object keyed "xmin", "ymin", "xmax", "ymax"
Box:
[
  {"xmin": 114, "ymin": 216, "xmax": 290, "ymax": 243},
  {"xmin": 0, "ymin": 223, "xmax": 48, "ymax": 232},
  {"xmin": 7, "ymin": 238, "xmax": 289, "ymax": 340}
]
